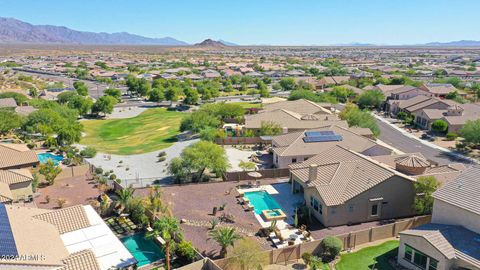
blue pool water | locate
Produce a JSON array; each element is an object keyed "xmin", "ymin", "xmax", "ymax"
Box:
[
  {"xmin": 244, "ymin": 191, "xmax": 283, "ymax": 215},
  {"xmin": 121, "ymin": 233, "xmax": 165, "ymax": 267},
  {"xmin": 38, "ymin": 153, "xmax": 64, "ymax": 165}
]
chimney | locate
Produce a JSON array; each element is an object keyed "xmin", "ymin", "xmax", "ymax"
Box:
[{"xmin": 308, "ymin": 164, "xmax": 318, "ymax": 183}]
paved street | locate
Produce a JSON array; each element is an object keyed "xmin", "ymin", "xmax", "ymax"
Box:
[{"xmin": 376, "ymin": 119, "xmax": 473, "ymax": 165}]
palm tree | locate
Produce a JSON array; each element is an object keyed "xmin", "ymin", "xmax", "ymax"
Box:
[
  {"xmin": 143, "ymin": 186, "xmax": 169, "ymax": 219},
  {"xmin": 208, "ymin": 227, "xmax": 242, "ymax": 258},
  {"xmin": 146, "ymin": 216, "xmax": 182, "ymax": 270},
  {"xmin": 116, "ymin": 185, "xmax": 134, "ymax": 212}
]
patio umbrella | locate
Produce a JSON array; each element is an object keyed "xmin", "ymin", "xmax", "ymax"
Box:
[{"xmin": 247, "ymin": 171, "xmax": 262, "ymax": 179}]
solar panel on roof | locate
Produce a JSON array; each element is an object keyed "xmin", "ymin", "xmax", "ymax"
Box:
[
  {"xmin": 303, "ymin": 134, "xmax": 342, "ymax": 143},
  {"xmin": 305, "ymin": 130, "xmax": 335, "ymax": 137},
  {"xmin": 0, "ymin": 203, "xmax": 18, "ymax": 257}
]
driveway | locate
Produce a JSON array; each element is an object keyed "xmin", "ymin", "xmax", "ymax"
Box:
[{"xmin": 375, "ymin": 118, "xmax": 473, "ymax": 165}]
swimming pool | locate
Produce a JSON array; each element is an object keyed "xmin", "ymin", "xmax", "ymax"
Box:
[
  {"xmin": 121, "ymin": 233, "xmax": 165, "ymax": 267},
  {"xmin": 38, "ymin": 153, "xmax": 64, "ymax": 165},
  {"xmin": 244, "ymin": 191, "xmax": 283, "ymax": 215}
]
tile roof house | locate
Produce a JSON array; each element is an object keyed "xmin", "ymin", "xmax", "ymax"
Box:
[
  {"xmin": 397, "ymin": 166, "xmax": 480, "ymax": 270},
  {"xmin": 413, "ymin": 103, "xmax": 480, "ymax": 132},
  {"xmin": 289, "ymin": 145, "xmax": 416, "ymax": 227},
  {"xmin": 272, "ymin": 125, "xmax": 392, "ymax": 168},
  {"xmin": 0, "ymin": 143, "xmax": 39, "ymax": 170},
  {"xmin": 420, "ymin": 83, "xmax": 465, "ymax": 98},
  {"xmin": 0, "ymin": 169, "xmax": 34, "ymax": 202},
  {"xmin": 244, "ymin": 99, "xmax": 347, "ymax": 134},
  {"xmin": 0, "ymin": 204, "xmax": 135, "ymax": 270}
]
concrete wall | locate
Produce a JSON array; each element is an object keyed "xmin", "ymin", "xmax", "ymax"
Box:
[
  {"xmin": 214, "ymin": 215, "xmax": 431, "ymax": 268},
  {"xmin": 299, "ymin": 175, "xmax": 416, "ymax": 227},
  {"xmin": 432, "ymin": 199, "xmax": 480, "ymax": 234}
]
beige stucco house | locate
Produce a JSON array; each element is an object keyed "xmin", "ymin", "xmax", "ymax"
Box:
[
  {"xmin": 289, "ymin": 145, "xmax": 416, "ymax": 227},
  {"xmin": 272, "ymin": 125, "xmax": 391, "ymax": 168},
  {"xmin": 397, "ymin": 166, "xmax": 480, "ymax": 270}
]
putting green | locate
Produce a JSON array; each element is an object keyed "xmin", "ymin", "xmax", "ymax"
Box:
[{"xmin": 81, "ymin": 108, "xmax": 185, "ymax": 155}]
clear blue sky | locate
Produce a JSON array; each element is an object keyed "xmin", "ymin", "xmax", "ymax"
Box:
[{"xmin": 1, "ymin": 0, "xmax": 479, "ymax": 45}]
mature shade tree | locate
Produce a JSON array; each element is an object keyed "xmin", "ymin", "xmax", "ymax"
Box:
[
  {"xmin": 146, "ymin": 217, "xmax": 182, "ymax": 270},
  {"xmin": 126, "ymin": 75, "xmax": 151, "ymax": 97},
  {"xmin": 92, "ymin": 95, "xmax": 117, "ymax": 116},
  {"xmin": 168, "ymin": 157, "xmax": 191, "ymax": 184},
  {"xmin": 149, "ymin": 87, "xmax": 165, "ymax": 102},
  {"xmin": 414, "ymin": 176, "xmax": 440, "ymax": 215},
  {"xmin": 330, "ymin": 86, "xmax": 355, "ymax": 103},
  {"xmin": 339, "ymin": 103, "xmax": 380, "ymax": 137},
  {"xmin": 39, "ymin": 159, "xmax": 62, "ymax": 186},
  {"xmin": 460, "ymin": 119, "xmax": 480, "ymax": 145},
  {"xmin": 183, "ymin": 87, "xmax": 199, "ymax": 104},
  {"xmin": 56, "ymin": 123, "xmax": 83, "ymax": 145},
  {"xmin": 181, "ymin": 141, "xmax": 229, "ymax": 181},
  {"xmin": 0, "ymin": 110, "xmax": 23, "ymax": 134},
  {"xmin": 164, "ymin": 86, "xmax": 180, "ymax": 101},
  {"xmin": 73, "ymin": 81, "xmax": 89, "ymax": 96},
  {"xmin": 180, "ymin": 111, "xmax": 220, "ymax": 133},
  {"xmin": 208, "ymin": 227, "xmax": 242, "ymax": 258},
  {"xmin": 279, "ymin": 77, "xmax": 297, "ymax": 91},
  {"xmin": 356, "ymin": 90, "xmax": 385, "ymax": 109},
  {"xmin": 104, "ymin": 88, "xmax": 122, "ymax": 101}
]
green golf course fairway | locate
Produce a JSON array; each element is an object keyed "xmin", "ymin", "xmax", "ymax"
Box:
[{"xmin": 81, "ymin": 108, "xmax": 185, "ymax": 155}]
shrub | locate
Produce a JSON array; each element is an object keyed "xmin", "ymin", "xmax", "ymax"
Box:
[
  {"xmin": 157, "ymin": 151, "xmax": 167, "ymax": 157},
  {"xmin": 320, "ymin": 236, "xmax": 343, "ymax": 261},
  {"xmin": 177, "ymin": 241, "xmax": 197, "ymax": 261},
  {"xmin": 80, "ymin": 147, "xmax": 97, "ymax": 158},
  {"xmin": 27, "ymin": 142, "xmax": 35, "ymax": 149},
  {"xmin": 301, "ymin": 252, "xmax": 313, "ymax": 265},
  {"xmin": 158, "ymin": 156, "xmax": 167, "ymax": 162},
  {"xmin": 95, "ymin": 167, "xmax": 103, "ymax": 174},
  {"xmin": 109, "ymin": 174, "xmax": 117, "ymax": 180},
  {"xmin": 431, "ymin": 120, "xmax": 448, "ymax": 134},
  {"xmin": 446, "ymin": 132, "xmax": 458, "ymax": 141}
]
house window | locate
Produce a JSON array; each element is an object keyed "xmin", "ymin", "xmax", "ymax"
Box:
[
  {"xmin": 413, "ymin": 250, "xmax": 428, "ymax": 269},
  {"xmin": 371, "ymin": 204, "xmax": 378, "ymax": 216},
  {"xmin": 292, "ymin": 158, "xmax": 297, "ymax": 163},
  {"xmin": 318, "ymin": 203, "xmax": 322, "ymax": 215},
  {"xmin": 404, "ymin": 245, "xmax": 413, "ymax": 261},
  {"xmin": 310, "ymin": 197, "xmax": 318, "ymax": 211},
  {"xmin": 348, "ymin": 204, "xmax": 354, "ymax": 212},
  {"xmin": 429, "ymin": 258, "xmax": 438, "ymax": 270}
]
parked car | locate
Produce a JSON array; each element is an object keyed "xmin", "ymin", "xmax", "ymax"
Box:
[{"xmin": 421, "ymin": 134, "xmax": 435, "ymax": 141}]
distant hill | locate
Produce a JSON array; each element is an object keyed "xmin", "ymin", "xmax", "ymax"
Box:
[
  {"xmin": 194, "ymin": 39, "xmax": 228, "ymax": 47},
  {"xmin": 219, "ymin": 39, "xmax": 238, "ymax": 46},
  {"xmin": 423, "ymin": 40, "xmax": 480, "ymax": 47},
  {"xmin": 0, "ymin": 17, "xmax": 188, "ymax": 45}
]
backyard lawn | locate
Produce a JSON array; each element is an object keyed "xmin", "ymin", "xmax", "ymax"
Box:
[
  {"xmin": 81, "ymin": 108, "xmax": 185, "ymax": 155},
  {"xmin": 335, "ymin": 240, "xmax": 399, "ymax": 270}
]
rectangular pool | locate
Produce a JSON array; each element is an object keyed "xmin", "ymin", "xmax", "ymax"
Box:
[
  {"xmin": 38, "ymin": 153, "xmax": 64, "ymax": 165},
  {"xmin": 121, "ymin": 232, "xmax": 165, "ymax": 267},
  {"xmin": 244, "ymin": 191, "xmax": 283, "ymax": 215}
]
